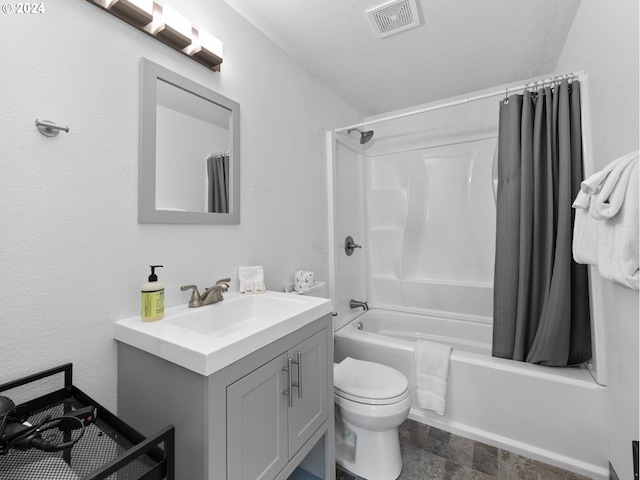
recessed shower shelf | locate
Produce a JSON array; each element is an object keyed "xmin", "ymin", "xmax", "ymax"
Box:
[
  {"xmin": 368, "ymin": 274, "xmax": 403, "ymax": 280},
  {"xmin": 368, "ymin": 226, "xmax": 404, "ymax": 231},
  {"xmin": 367, "ymin": 187, "xmax": 408, "ymax": 193}
]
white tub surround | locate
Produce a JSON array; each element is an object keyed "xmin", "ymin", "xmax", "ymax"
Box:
[
  {"xmin": 364, "ymin": 136, "xmax": 496, "ymax": 320},
  {"xmin": 334, "ymin": 309, "xmax": 608, "ymax": 480}
]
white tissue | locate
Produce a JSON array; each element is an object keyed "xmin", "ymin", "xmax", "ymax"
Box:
[{"xmin": 238, "ymin": 266, "xmax": 265, "ymax": 293}]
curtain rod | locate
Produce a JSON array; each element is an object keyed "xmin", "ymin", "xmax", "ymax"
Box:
[{"xmin": 335, "ymin": 70, "xmax": 586, "ymax": 133}]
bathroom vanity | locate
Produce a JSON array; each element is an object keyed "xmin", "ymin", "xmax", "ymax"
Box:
[{"xmin": 115, "ymin": 292, "xmax": 334, "ymax": 480}]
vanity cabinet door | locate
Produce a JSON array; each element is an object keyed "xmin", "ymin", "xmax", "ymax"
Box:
[
  {"xmin": 227, "ymin": 353, "xmax": 289, "ymax": 480},
  {"xmin": 288, "ymin": 329, "xmax": 328, "ymax": 456}
]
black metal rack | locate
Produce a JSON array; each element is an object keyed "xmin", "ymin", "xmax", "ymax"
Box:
[{"xmin": 0, "ymin": 364, "xmax": 174, "ymax": 480}]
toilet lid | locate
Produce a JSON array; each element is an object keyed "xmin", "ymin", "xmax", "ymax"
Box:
[{"xmin": 334, "ymin": 357, "xmax": 409, "ymax": 404}]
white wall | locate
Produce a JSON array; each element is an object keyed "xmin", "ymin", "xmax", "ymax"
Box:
[
  {"xmin": 0, "ymin": 0, "xmax": 360, "ymax": 410},
  {"xmin": 554, "ymin": 1, "xmax": 639, "ymax": 479}
]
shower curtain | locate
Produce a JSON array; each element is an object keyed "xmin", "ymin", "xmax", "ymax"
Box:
[
  {"xmin": 207, "ymin": 153, "xmax": 229, "ymax": 213},
  {"xmin": 492, "ymin": 80, "xmax": 592, "ymax": 367}
]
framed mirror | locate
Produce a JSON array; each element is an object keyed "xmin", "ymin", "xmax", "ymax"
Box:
[{"xmin": 139, "ymin": 58, "xmax": 240, "ymax": 224}]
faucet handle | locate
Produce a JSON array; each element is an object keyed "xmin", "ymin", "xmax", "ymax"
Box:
[
  {"xmin": 180, "ymin": 285, "xmax": 201, "ymax": 307},
  {"xmin": 215, "ymin": 278, "xmax": 231, "ymax": 291}
]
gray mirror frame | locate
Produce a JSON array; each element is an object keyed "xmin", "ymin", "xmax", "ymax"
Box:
[{"xmin": 139, "ymin": 58, "xmax": 240, "ymax": 224}]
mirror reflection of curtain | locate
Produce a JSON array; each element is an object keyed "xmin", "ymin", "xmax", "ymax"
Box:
[
  {"xmin": 207, "ymin": 153, "xmax": 229, "ymax": 213},
  {"xmin": 492, "ymin": 80, "xmax": 591, "ymax": 367}
]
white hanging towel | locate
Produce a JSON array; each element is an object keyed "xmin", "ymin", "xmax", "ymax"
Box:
[
  {"xmin": 414, "ymin": 340, "xmax": 452, "ymax": 416},
  {"xmin": 572, "ymin": 151, "xmax": 639, "ymax": 290},
  {"xmin": 573, "ymin": 150, "xmax": 638, "ymax": 211},
  {"xmin": 589, "ymin": 151, "xmax": 639, "ymax": 220},
  {"xmin": 579, "ymin": 150, "xmax": 638, "ymax": 195},
  {"xmin": 595, "ymin": 161, "xmax": 639, "ymax": 289}
]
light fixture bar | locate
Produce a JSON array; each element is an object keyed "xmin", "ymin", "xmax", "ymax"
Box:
[
  {"xmin": 152, "ymin": 5, "xmax": 192, "ymax": 49},
  {"xmin": 107, "ymin": 0, "xmax": 153, "ymax": 27},
  {"xmin": 187, "ymin": 30, "xmax": 223, "ymax": 70},
  {"xmin": 85, "ymin": 0, "xmax": 223, "ymax": 71}
]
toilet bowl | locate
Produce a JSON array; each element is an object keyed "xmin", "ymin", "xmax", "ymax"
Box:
[{"xmin": 334, "ymin": 357, "xmax": 412, "ymax": 480}]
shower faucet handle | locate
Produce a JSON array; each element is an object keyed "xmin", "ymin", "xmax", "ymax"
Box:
[{"xmin": 345, "ymin": 235, "xmax": 362, "ymax": 256}]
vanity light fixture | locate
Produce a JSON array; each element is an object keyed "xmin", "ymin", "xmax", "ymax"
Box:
[
  {"xmin": 152, "ymin": 4, "xmax": 192, "ymax": 49},
  {"xmin": 187, "ymin": 29, "xmax": 223, "ymax": 71},
  {"xmin": 85, "ymin": 0, "xmax": 223, "ymax": 71},
  {"xmin": 105, "ymin": 0, "xmax": 153, "ymax": 27}
]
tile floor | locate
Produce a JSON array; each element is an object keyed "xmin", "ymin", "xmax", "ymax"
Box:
[{"xmin": 336, "ymin": 419, "xmax": 593, "ymax": 480}]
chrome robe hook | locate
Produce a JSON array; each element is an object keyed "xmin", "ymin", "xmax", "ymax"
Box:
[{"xmin": 35, "ymin": 119, "xmax": 69, "ymax": 137}]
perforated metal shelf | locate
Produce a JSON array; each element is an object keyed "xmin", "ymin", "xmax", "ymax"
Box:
[{"xmin": 0, "ymin": 364, "xmax": 174, "ymax": 480}]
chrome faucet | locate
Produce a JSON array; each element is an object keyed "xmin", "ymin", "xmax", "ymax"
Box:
[
  {"xmin": 181, "ymin": 278, "xmax": 231, "ymax": 308},
  {"xmin": 349, "ymin": 299, "xmax": 369, "ymax": 311}
]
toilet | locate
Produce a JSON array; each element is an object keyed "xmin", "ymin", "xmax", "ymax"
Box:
[{"xmin": 333, "ymin": 357, "xmax": 412, "ymax": 480}]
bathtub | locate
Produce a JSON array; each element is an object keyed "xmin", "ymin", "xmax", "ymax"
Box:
[{"xmin": 334, "ymin": 309, "xmax": 608, "ymax": 480}]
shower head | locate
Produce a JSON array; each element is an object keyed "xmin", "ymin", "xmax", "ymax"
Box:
[{"xmin": 348, "ymin": 128, "xmax": 374, "ymax": 145}]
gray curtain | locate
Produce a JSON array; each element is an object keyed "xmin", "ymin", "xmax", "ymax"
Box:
[
  {"xmin": 492, "ymin": 80, "xmax": 592, "ymax": 366},
  {"xmin": 207, "ymin": 154, "xmax": 229, "ymax": 213}
]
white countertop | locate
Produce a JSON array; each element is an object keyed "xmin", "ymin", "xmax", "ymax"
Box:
[{"xmin": 114, "ymin": 291, "xmax": 333, "ymax": 376}]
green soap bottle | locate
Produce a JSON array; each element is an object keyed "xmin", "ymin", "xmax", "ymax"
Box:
[{"xmin": 141, "ymin": 265, "xmax": 164, "ymax": 321}]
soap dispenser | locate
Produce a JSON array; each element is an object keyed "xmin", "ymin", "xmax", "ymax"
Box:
[{"xmin": 141, "ymin": 265, "xmax": 164, "ymax": 321}]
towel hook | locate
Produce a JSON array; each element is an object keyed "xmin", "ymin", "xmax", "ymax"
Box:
[{"xmin": 35, "ymin": 119, "xmax": 69, "ymax": 137}]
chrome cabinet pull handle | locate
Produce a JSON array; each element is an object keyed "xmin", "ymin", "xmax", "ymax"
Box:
[
  {"xmin": 282, "ymin": 358, "xmax": 293, "ymax": 408},
  {"xmin": 292, "ymin": 351, "xmax": 302, "ymax": 399}
]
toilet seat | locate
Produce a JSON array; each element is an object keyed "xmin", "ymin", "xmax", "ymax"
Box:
[{"xmin": 334, "ymin": 357, "xmax": 409, "ymax": 405}]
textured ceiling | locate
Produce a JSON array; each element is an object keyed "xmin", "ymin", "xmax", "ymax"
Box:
[{"xmin": 222, "ymin": 0, "xmax": 581, "ymax": 116}]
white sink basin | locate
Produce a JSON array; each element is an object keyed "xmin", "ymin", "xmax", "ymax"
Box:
[{"xmin": 114, "ymin": 291, "xmax": 332, "ymax": 376}]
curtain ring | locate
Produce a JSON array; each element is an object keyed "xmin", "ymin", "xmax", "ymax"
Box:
[{"xmin": 504, "ymin": 88, "xmax": 509, "ymax": 104}]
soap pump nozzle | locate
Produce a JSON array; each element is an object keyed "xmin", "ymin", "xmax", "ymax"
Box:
[{"xmin": 148, "ymin": 265, "xmax": 163, "ymax": 282}]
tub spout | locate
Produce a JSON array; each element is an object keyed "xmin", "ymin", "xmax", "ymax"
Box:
[{"xmin": 350, "ymin": 299, "xmax": 369, "ymax": 311}]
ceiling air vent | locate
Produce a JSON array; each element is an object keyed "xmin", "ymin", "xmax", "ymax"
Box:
[{"xmin": 367, "ymin": 0, "xmax": 421, "ymax": 39}]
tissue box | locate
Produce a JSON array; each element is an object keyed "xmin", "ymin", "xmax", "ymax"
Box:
[{"xmin": 294, "ymin": 270, "xmax": 315, "ymax": 293}]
